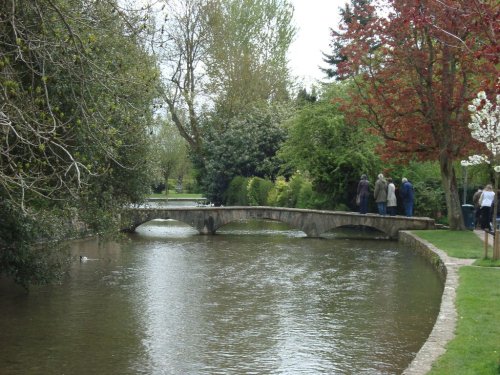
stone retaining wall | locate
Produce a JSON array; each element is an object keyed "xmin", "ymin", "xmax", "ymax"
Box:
[{"xmin": 399, "ymin": 231, "xmax": 461, "ymax": 375}]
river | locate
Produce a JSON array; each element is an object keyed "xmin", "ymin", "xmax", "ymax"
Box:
[{"xmin": 0, "ymin": 219, "xmax": 443, "ymax": 374}]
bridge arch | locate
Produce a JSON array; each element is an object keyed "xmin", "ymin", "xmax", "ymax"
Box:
[{"xmin": 211, "ymin": 210, "xmax": 306, "ymax": 234}]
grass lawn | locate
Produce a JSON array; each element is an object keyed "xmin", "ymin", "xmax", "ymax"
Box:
[
  {"xmin": 412, "ymin": 230, "xmax": 500, "ymax": 374},
  {"xmin": 427, "ymin": 267, "xmax": 500, "ymax": 374},
  {"xmin": 412, "ymin": 230, "xmax": 493, "ymax": 259}
]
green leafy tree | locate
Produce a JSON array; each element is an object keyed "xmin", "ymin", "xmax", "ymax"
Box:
[
  {"xmin": 327, "ymin": 0, "xmax": 498, "ymax": 229},
  {"xmin": 205, "ymin": 0, "xmax": 295, "ymax": 118},
  {"xmin": 280, "ymin": 83, "xmax": 381, "ymax": 208},
  {"xmin": 200, "ymin": 103, "xmax": 291, "ymax": 204},
  {"xmin": 0, "ymin": 0, "xmax": 160, "ymax": 287},
  {"xmin": 151, "ymin": 119, "xmax": 191, "ymax": 194},
  {"xmin": 155, "ymin": 0, "xmax": 295, "ymax": 156}
]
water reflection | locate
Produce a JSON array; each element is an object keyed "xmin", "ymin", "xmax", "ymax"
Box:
[{"xmin": 0, "ymin": 220, "xmax": 443, "ymax": 374}]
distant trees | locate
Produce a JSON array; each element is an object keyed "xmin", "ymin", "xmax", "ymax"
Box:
[
  {"xmin": 321, "ymin": 0, "xmax": 375, "ymax": 80},
  {"xmin": 151, "ymin": 0, "xmax": 295, "ymax": 203},
  {"xmin": 204, "ymin": 0, "xmax": 295, "ymax": 118},
  {"xmin": 151, "ymin": 120, "xmax": 191, "ymax": 194},
  {"xmin": 324, "ymin": 0, "xmax": 498, "ymax": 229},
  {"xmin": 155, "ymin": 0, "xmax": 295, "ymax": 157}
]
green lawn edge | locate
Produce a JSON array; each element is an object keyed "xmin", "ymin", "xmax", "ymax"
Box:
[
  {"xmin": 411, "ymin": 230, "xmax": 491, "ymax": 259},
  {"xmin": 411, "ymin": 230, "xmax": 500, "ymax": 375}
]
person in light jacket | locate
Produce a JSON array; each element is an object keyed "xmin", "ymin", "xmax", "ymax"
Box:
[
  {"xmin": 386, "ymin": 177, "xmax": 397, "ymax": 216},
  {"xmin": 479, "ymin": 184, "xmax": 495, "ymax": 231}
]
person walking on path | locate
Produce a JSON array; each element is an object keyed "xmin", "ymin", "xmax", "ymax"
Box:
[
  {"xmin": 400, "ymin": 177, "xmax": 414, "ymax": 217},
  {"xmin": 472, "ymin": 186, "xmax": 483, "ymax": 229},
  {"xmin": 357, "ymin": 174, "xmax": 370, "ymax": 214},
  {"xmin": 387, "ymin": 177, "xmax": 397, "ymax": 216},
  {"xmin": 374, "ymin": 173, "xmax": 388, "ymax": 215},
  {"xmin": 479, "ymin": 184, "xmax": 495, "ymax": 232}
]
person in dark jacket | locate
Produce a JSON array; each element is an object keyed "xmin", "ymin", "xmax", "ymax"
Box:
[
  {"xmin": 357, "ymin": 174, "xmax": 370, "ymax": 214},
  {"xmin": 400, "ymin": 177, "xmax": 414, "ymax": 217},
  {"xmin": 472, "ymin": 186, "xmax": 483, "ymax": 229}
]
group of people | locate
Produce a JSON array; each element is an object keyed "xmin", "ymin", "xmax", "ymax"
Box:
[
  {"xmin": 356, "ymin": 174, "xmax": 414, "ymax": 217},
  {"xmin": 472, "ymin": 185, "xmax": 496, "ymax": 232}
]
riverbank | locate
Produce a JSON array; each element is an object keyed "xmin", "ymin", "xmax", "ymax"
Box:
[{"xmin": 402, "ymin": 229, "xmax": 500, "ymax": 375}]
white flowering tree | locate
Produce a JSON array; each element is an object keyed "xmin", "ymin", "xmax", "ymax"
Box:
[{"xmin": 466, "ymin": 88, "xmax": 500, "ymax": 259}]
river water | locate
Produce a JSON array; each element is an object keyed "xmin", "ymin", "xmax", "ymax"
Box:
[{"xmin": 0, "ymin": 219, "xmax": 443, "ymax": 375}]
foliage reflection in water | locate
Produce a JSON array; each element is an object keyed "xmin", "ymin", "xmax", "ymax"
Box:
[{"xmin": 0, "ymin": 219, "xmax": 443, "ymax": 374}]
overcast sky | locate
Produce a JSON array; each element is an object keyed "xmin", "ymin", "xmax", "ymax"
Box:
[{"xmin": 288, "ymin": 0, "xmax": 344, "ymax": 86}]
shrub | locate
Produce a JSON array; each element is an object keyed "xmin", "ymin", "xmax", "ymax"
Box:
[
  {"xmin": 296, "ymin": 179, "xmax": 314, "ymax": 208},
  {"xmin": 225, "ymin": 176, "xmax": 250, "ymax": 206},
  {"xmin": 267, "ymin": 176, "xmax": 289, "ymax": 207},
  {"xmin": 412, "ymin": 180, "xmax": 447, "ymax": 219},
  {"xmin": 287, "ymin": 173, "xmax": 309, "ymax": 207},
  {"xmin": 247, "ymin": 177, "xmax": 274, "ymax": 206}
]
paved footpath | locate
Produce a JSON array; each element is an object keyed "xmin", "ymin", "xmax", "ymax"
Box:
[{"xmin": 473, "ymin": 228, "xmax": 496, "ymax": 243}]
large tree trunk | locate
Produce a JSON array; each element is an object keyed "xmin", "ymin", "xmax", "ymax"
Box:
[{"xmin": 439, "ymin": 153, "xmax": 465, "ymax": 230}]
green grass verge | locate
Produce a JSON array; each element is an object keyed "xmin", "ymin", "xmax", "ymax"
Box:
[
  {"xmin": 427, "ymin": 267, "xmax": 500, "ymax": 374},
  {"xmin": 412, "ymin": 230, "xmax": 500, "ymax": 374},
  {"xmin": 412, "ymin": 230, "xmax": 492, "ymax": 259},
  {"xmin": 474, "ymin": 258, "xmax": 500, "ymax": 267}
]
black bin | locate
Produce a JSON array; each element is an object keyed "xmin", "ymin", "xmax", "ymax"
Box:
[{"xmin": 461, "ymin": 204, "xmax": 475, "ymax": 229}]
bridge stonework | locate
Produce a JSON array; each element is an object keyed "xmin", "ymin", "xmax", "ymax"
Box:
[{"xmin": 121, "ymin": 206, "xmax": 435, "ymax": 239}]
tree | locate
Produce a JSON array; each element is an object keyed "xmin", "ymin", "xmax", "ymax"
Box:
[
  {"xmin": 466, "ymin": 90, "xmax": 500, "ymax": 259},
  {"xmin": 0, "ymin": 0, "xmax": 160, "ymax": 287},
  {"xmin": 279, "ymin": 83, "xmax": 381, "ymax": 208},
  {"xmin": 154, "ymin": 0, "xmax": 295, "ymax": 155},
  {"xmin": 151, "ymin": 119, "xmax": 191, "ymax": 193},
  {"xmin": 321, "ymin": 0, "xmax": 375, "ymax": 80},
  {"xmin": 200, "ymin": 103, "xmax": 290, "ymax": 204},
  {"xmin": 204, "ymin": 0, "xmax": 295, "ymax": 118},
  {"xmin": 329, "ymin": 0, "xmax": 498, "ymax": 229},
  {"xmin": 153, "ymin": 0, "xmax": 208, "ymax": 154},
  {"xmin": 295, "ymin": 87, "xmax": 317, "ymax": 104}
]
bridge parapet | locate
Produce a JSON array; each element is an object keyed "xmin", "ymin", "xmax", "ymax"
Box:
[{"xmin": 121, "ymin": 206, "xmax": 435, "ymax": 239}]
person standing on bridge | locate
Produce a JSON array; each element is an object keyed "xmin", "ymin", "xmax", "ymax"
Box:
[
  {"xmin": 357, "ymin": 174, "xmax": 370, "ymax": 214},
  {"xmin": 386, "ymin": 177, "xmax": 397, "ymax": 216},
  {"xmin": 400, "ymin": 178, "xmax": 414, "ymax": 217},
  {"xmin": 374, "ymin": 173, "xmax": 388, "ymax": 215}
]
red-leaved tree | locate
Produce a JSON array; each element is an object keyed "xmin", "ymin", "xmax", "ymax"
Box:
[{"xmin": 330, "ymin": 0, "xmax": 498, "ymax": 229}]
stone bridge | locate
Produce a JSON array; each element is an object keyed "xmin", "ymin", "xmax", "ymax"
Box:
[{"xmin": 121, "ymin": 206, "xmax": 435, "ymax": 239}]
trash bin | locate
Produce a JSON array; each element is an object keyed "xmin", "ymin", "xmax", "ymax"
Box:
[{"xmin": 461, "ymin": 204, "xmax": 475, "ymax": 229}]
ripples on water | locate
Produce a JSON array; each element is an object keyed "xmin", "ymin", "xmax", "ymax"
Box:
[{"xmin": 0, "ymin": 219, "xmax": 443, "ymax": 375}]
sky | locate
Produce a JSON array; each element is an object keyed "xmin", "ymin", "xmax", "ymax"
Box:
[{"xmin": 288, "ymin": 0, "xmax": 344, "ymax": 86}]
